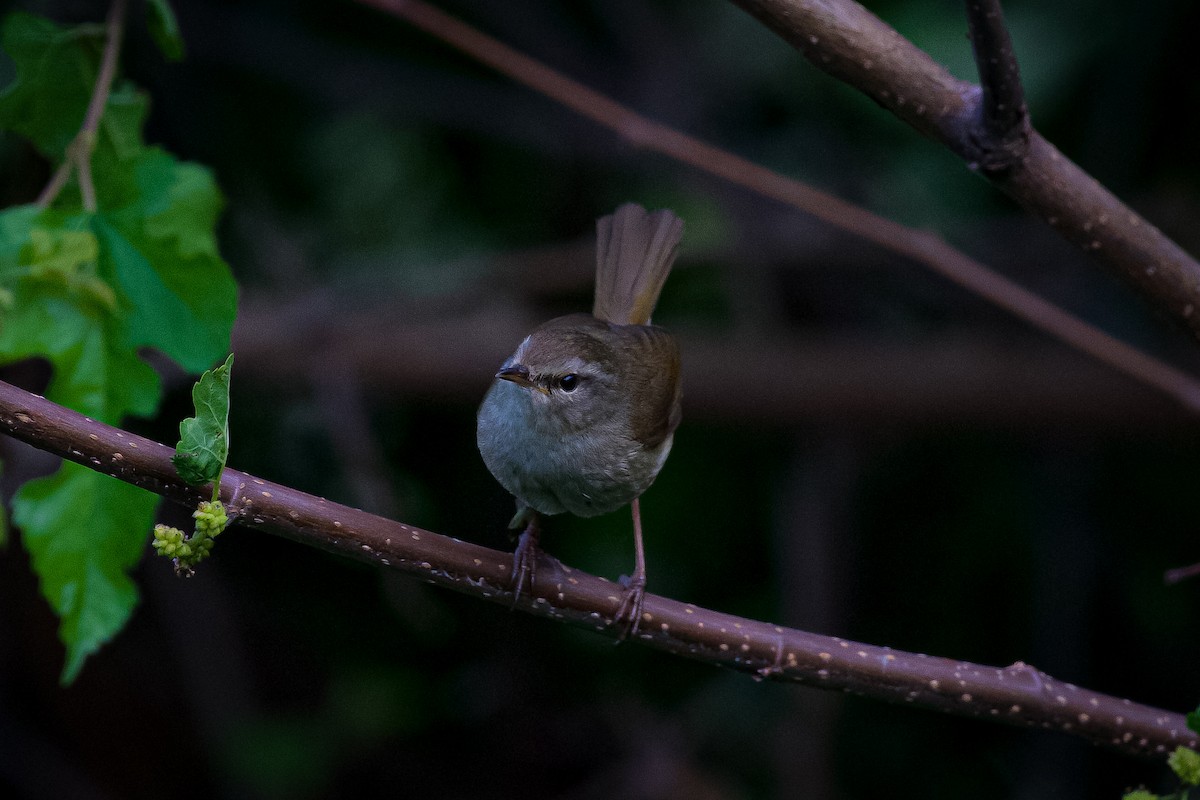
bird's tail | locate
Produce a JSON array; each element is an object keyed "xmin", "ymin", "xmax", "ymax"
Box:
[{"xmin": 592, "ymin": 203, "xmax": 684, "ymax": 326}]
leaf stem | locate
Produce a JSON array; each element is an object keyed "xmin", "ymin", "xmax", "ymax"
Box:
[{"xmin": 36, "ymin": 0, "xmax": 129, "ymax": 212}]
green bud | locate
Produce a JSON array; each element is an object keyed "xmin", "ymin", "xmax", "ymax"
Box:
[
  {"xmin": 1169, "ymin": 746, "xmax": 1200, "ymax": 787},
  {"xmin": 153, "ymin": 524, "xmax": 181, "ymax": 542}
]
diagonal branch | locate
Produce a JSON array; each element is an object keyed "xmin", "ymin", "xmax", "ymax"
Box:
[
  {"xmin": 726, "ymin": 0, "xmax": 1200, "ymax": 336},
  {"xmin": 356, "ymin": 0, "xmax": 1200, "ymax": 412},
  {"xmin": 0, "ymin": 377, "xmax": 1195, "ymax": 758}
]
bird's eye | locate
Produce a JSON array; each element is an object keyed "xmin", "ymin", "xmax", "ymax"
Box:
[{"xmin": 558, "ymin": 374, "xmax": 580, "ymax": 392}]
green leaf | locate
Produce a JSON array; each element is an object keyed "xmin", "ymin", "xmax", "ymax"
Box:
[
  {"xmin": 145, "ymin": 0, "xmax": 185, "ymax": 62},
  {"xmin": 88, "ymin": 84, "xmax": 152, "ymax": 211},
  {"xmin": 98, "ymin": 84, "xmax": 150, "ymax": 163},
  {"xmin": 1170, "ymin": 747, "xmax": 1200, "ymax": 787},
  {"xmin": 24, "ymin": 225, "xmax": 99, "ymax": 276},
  {"xmin": 1121, "ymin": 792, "xmax": 1159, "ymax": 800},
  {"xmin": 96, "ymin": 152, "xmax": 237, "ymax": 372},
  {"xmin": 0, "ymin": 12, "xmax": 101, "ymax": 160},
  {"xmin": 0, "ymin": 209, "xmax": 160, "ymax": 423},
  {"xmin": 1188, "ymin": 705, "xmax": 1200, "ymax": 736},
  {"xmin": 21, "ymin": 224, "xmax": 116, "ymax": 311},
  {"xmin": 0, "ymin": 282, "xmax": 162, "ymax": 422},
  {"xmin": 0, "ymin": 203, "xmax": 41, "ymax": 281},
  {"xmin": 12, "ymin": 461, "xmax": 158, "ymax": 683},
  {"xmin": 172, "ymin": 354, "xmax": 233, "ymax": 487}
]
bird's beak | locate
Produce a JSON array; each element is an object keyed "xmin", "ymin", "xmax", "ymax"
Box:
[{"xmin": 496, "ymin": 364, "xmax": 550, "ymax": 395}]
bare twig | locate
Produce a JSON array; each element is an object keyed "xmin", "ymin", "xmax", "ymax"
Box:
[
  {"xmin": 354, "ymin": 0, "xmax": 1200, "ymax": 412},
  {"xmin": 36, "ymin": 0, "xmax": 128, "ymax": 211},
  {"xmin": 1164, "ymin": 562, "xmax": 1200, "ymax": 586},
  {"xmin": 726, "ymin": 0, "xmax": 1200, "ymax": 335},
  {"xmin": 36, "ymin": 155, "xmax": 76, "ymax": 209},
  {"xmin": 0, "ymin": 378, "xmax": 1195, "ymax": 758},
  {"xmin": 233, "ymin": 297, "xmax": 1199, "ymax": 429},
  {"xmin": 964, "ymin": 0, "xmax": 1029, "ymax": 171}
]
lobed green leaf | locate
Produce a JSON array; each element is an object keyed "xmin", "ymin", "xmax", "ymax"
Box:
[
  {"xmin": 0, "ymin": 209, "xmax": 161, "ymax": 423},
  {"xmin": 172, "ymin": 353, "xmax": 234, "ymax": 487},
  {"xmin": 12, "ymin": 461, "xmax": 159, "ymax": 684},
  {"xmin": 96, "ymin": 152, "xmax": 237, "ymax": 372},
  {"xmin": 0, "ymin": 12, "xmax": 101, "ymax": 160}
]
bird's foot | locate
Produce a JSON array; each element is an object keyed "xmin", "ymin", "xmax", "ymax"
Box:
[
  {"xmin": 614, "ymin": 571, "xmax": 647, "ymax": 640},
  {"xmin": 509, "ymin": 515, "xmax": 541, "ymax": 607}
]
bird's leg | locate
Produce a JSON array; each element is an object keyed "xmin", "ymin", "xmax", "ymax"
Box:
[
  {"xmin": 508, "ymin": 503, "xmax": 541, "ymax": 605},
  {"xmin": 615, "ymin": 497, "xmax": 648, "ymax": 639}
]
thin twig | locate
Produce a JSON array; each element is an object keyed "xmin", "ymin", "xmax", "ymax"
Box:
[
  {"xmin": 36, "ymin": 0, "xmax": 129, "ymax": 211},
  {"xmin": 0, "ymin": 377, "xmax": 1195, "ymax": 758},
  {"xmin": 35, "ymin": 159, "xmax": 75, "ymax": 208},
  {"xmin": 1164, "ymin": 562, "xmax": 1200, "ymax": 586},
  {"xmin": 356, "ymin": 0, "xmax": 1200, "ymax": 413},
  {"xmin": 233, "ymin": 298, "xmax": 1198, "ymax": 428},
  {"xmin": 964, "ymin": 0, "xmax": 1029, "ymax": 171}
]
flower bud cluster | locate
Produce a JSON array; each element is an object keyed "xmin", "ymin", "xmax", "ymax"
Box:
[
  {"xmin": 150, "ymin": 501, "xmax": 229, "ymax": 572},
  {"xmin": 194, "ymin": 500, "xmax": 228, "ymax": 537}
]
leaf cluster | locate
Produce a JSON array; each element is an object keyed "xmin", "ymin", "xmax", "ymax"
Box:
[{"xmin": 0, "ymin": 9, "xmax": 235, "ymax": 682}]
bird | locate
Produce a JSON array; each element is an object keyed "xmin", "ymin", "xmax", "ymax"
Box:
[{"xmin": 476, "ymin": 202, "xmax": 684, "ymax": 635}]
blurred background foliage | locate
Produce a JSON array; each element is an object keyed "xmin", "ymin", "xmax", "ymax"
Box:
[{"xmin": 2, "ymin": 0, "xmax": 1200, "ymax": 797}]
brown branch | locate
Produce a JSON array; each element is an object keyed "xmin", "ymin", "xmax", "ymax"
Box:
[
  {"xmin": 355, "ymin": 0, "xmax": 1200, "ymax": 414},
  {"xmin": 36, "ymin": 0, "xmax": 128, "ymax": 211},
  {"xmin": 727, "ymin": 0, "xmax": 1200, "ymax": 336},
  {"xmin": 964, "ymin": 0, "xmax": 1029, "ymax": 171},
  {"xmin": 0, "ymin": 378, "xmax": 1195, "ymax": 758},
  {"xmin": 233, "ymin": 296, "xmax": 1198, "ymax": 429},
  {"xmin": 1164, "ymin": 562, "xmax": 1200, "ymax": 586}
]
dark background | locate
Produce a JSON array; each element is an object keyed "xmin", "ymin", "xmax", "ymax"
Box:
[{"xmin": 2, "ymin": 0, "xmax": 1200, "ymax": 797}]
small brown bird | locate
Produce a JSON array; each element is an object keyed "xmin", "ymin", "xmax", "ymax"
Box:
[{"xmin": 476, "ymin": 203, "xmax": 684, "ymax": 634}]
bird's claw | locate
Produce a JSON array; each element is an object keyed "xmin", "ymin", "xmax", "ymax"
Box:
[
  {"xmin": 614, "ymin": 572, "xmax": 647, "ymax": 640},
  {"xmin": 509, "ymin": 516, "xmax": 541, "ymax": 608}
]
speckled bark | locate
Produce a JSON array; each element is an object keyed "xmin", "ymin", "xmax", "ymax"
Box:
[
  {"xmin": 0, "ymin": 379, "xmax": 1194, "ymax": 758},
  {"xmin": 728, "ymin": 0, "xmax": 1200, "ymax": 336}
]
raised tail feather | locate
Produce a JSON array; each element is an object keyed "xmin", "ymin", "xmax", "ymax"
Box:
[{"xmin": 593, "ymin": 203, "xmax": 684, "ymax": 326}]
